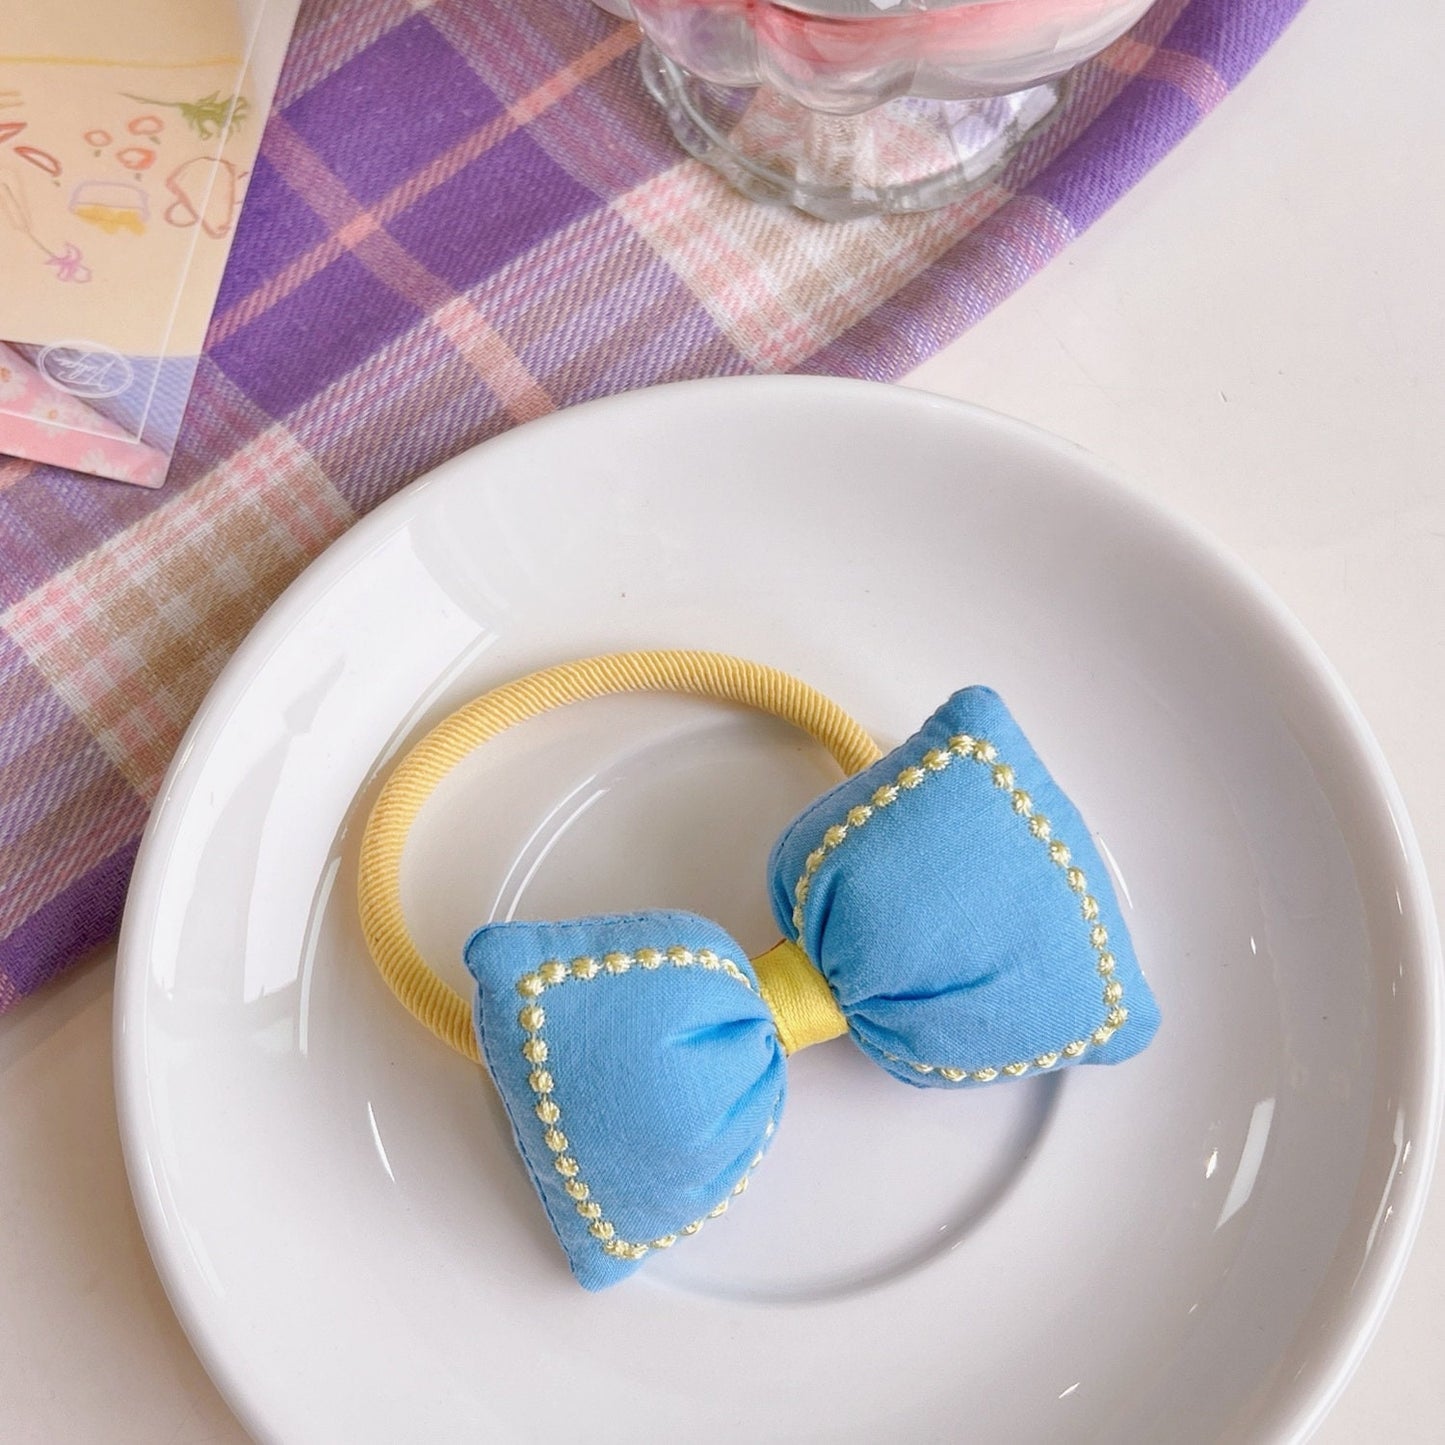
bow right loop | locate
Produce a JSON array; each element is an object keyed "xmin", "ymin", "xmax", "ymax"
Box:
[{"xmin": 768, "ymin": 686, "xmax": 1161, "ymax": 1089}]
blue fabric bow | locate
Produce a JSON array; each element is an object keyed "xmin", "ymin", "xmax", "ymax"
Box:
[{"xmin": 464, "ymin": 687, "xmax": 1160, "ymax": 1289}]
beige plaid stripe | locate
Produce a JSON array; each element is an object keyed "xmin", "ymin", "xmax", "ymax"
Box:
[
  {"xmin": 2, "ymin": 427, "xmax": 353, "ymax": 800},
  {"xmin": 0, "ymin": 619, "xmax": 149, "ymax": 941},
  {"xmin": 616, "ymin": 163, "xmax": 1008, "ymax": 372}
]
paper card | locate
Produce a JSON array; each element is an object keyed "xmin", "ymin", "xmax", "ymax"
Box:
[{"xmin": 0, "ymin": 0, "xmax": 299, "ymax": 487}]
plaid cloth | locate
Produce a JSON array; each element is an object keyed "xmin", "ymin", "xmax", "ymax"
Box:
[{"xmin": 0, "ymin": 0, "xmax": 1304, "ymax": 1011}]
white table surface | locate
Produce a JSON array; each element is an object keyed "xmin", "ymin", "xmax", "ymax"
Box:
[{"xmin": 3, "ymin": 0, "xmax": 1443, "ymax": 1439}]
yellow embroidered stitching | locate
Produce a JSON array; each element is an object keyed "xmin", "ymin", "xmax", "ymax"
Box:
[
  {"xmin": 790, "ymin": 732, "xmax": 1127, "ymax": 1082},
  {"xmin": 515, "ymin": 951, "xmax": 772, "ymax": 1263}
]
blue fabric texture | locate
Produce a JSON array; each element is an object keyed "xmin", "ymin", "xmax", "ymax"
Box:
[
  {"xmin": 464, "ymin": 688, "xmax": 1159, "ymax": 1289},
  {"xmin": 464, "ymin": 912, "xmax": 785, "ymax": 1290},
  {"xmin": 768, "ymin": 687, "xmax": 1160, "ymax": 1086}
]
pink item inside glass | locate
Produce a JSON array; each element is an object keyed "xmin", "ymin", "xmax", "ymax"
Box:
[{"xmin": 631, "ymin": 0, "xmax": 1151, "ymax": 108}]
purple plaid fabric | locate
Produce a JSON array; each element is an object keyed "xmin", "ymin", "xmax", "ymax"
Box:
[{"xmin": 0, "ymin": 0, "xmax": 1305, "ymax": 1011}]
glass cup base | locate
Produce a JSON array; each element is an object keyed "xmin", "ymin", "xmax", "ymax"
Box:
[{"xmin": 640, "ymin": 40, "xmax": 1064, "ymax": 221}]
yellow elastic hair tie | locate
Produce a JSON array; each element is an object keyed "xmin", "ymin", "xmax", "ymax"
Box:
[{"xmin": 357, "ymin": 650, "xmax": 883, "ymax": 1063}]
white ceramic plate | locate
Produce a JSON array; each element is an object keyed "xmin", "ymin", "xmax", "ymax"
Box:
[{"xmin": 116, "ymin": 377, "xmax": 1441, "ymax": 1444}]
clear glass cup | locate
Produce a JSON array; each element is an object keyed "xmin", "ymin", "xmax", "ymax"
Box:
[{"xmin": 596, "ymin": 0, "xmax": 1157, "ymax": 219}]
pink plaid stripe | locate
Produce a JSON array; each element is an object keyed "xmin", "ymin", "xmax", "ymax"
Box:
[
  {"xmin": 1149, "ymin": 49, "xmax": 1228, "ymax": 110},
  {"xmin": 255, "ymin": 114, "xmax": 556, "ymax": 425},
  {"xmin": 210, "ymin": 25, "xmax": 637, "ymax": 354},
  {"xmin": 274, "ymin": 0, "xmax": 418, "ymax": 109},
  {"xmin": 209, "ymin": 109, "xmax": 516, "ymax": 348},
  {"xmin": 505, "ymin": 24, "xmax": 639, "ymax": 128},
  {"xmin": 427, "ymin": 0, "xmax": 631, "ymax": 116}
]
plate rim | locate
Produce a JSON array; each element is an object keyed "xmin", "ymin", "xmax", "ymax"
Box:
[{"xmin": 113, "ymin": 374, "xmax": 1444, "ymax": 1444}]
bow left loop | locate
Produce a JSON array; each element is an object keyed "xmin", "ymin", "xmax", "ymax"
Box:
[{"xmin": 464, "ymin": 911, "xmax": 786, "ymax": 1290}]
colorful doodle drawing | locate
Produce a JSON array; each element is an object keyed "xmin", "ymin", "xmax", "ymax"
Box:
[
  {"xmin": 0, "ymin": 170, "xmax": 90, "ymax": 282},
  {"xmin": 163, "ymin": 156, "xmax": 245, "ymax": 238},
  {"xmin": 44, "ymin": 243, "xmax": 91, "ymax": 283},
  {"xmin": 70, "ymin": 179, "xmax": 149, "ymax": 235},
  {"xmin": 14, "ymin": 145, "xmax": 61, "ymax": 178},
  {"xmin": 127, "ymin": 114, "xmax": 164, "ymax": 139},
  {"xmin": 84, "ymin": 128, "xmax": 113, "ymax": 152},
  {"xmin": 0, "ymin": 121, "xmax": 26, "ymax": 146},
  {"xmin": 121, "ymin": 90, "xmax": 249, "ymax": 141},
  {"xmin": 114, "ymin": 145, "xmax": 155, "ymax": 173}
]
